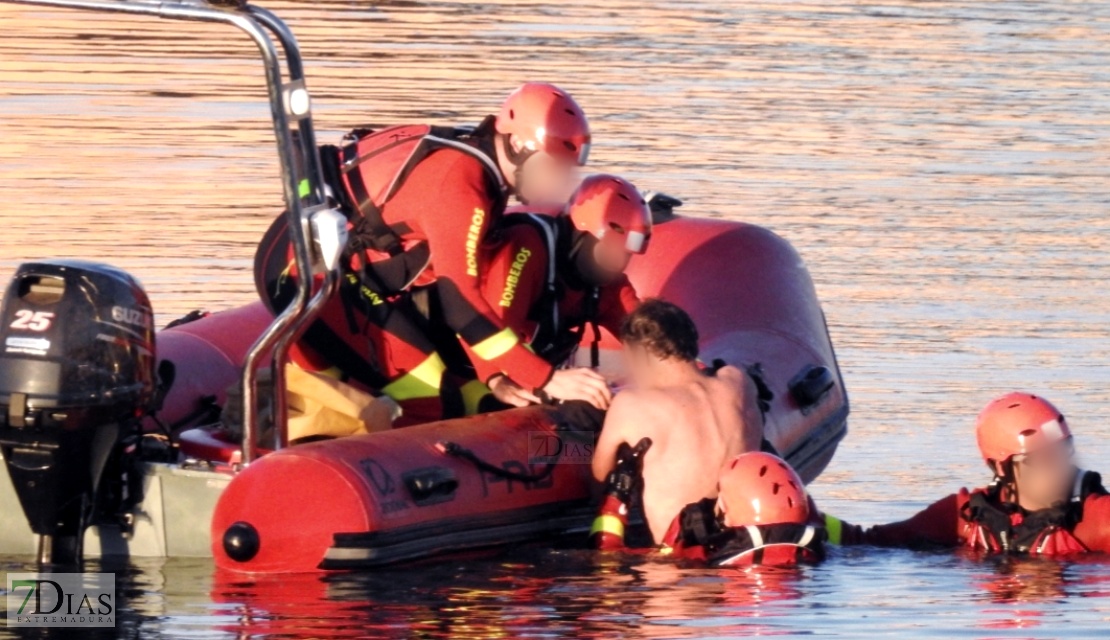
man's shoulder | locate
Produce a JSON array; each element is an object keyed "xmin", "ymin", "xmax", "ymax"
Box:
[
  {"xmin": 712, "ymin": 364, "xmax": 746, "ymax": 383},
  {"xmin": 608, "ymin": 387, "xmax": 678, "ymax": 422},
  {"xmin": 704, "ymin": 364, "xmax": 757, "ymax": 400},
  {"xmin": 612, "ymin": 386, "xmax": 673, "ymax": 404},
  {"xmin": 601, "ymin": 391, "xmax": 670, "ymax": 446}
]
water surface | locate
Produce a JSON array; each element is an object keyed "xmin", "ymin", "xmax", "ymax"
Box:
[{"xmin": 2, "ymin": 0, "xmax": 1110, "ymax": 637}]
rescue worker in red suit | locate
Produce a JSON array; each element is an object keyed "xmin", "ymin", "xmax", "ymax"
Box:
[
  {"xmin": 474, "ymin": 174, "xmax": 651, "ymax": 407},
  {"xmin": 825, "ymin": 392, "xmax": 1110, "ymax": 555},
  {"xmin": 591, "ymin": 447, "xmax": 826, "ymax": 566},
  {"xmin": 255, "ymin": 83, "xmax": 613, "ymax": 424}
]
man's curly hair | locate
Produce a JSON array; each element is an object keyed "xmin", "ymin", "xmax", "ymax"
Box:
[{"xmin": 619, "ymin": 298, "xmax": 699, "ymax": 362}]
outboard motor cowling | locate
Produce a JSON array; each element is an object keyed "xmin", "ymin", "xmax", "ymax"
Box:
[{"xmin": 0, "ymin": 259, "xmax": 155, "ymax": 563}]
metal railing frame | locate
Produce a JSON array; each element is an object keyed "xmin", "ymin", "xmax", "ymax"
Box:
[{"xmin": 2, "ymin": 0, "xmax": 337, "ymax": 463}]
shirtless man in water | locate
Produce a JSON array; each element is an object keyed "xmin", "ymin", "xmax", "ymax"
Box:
[{"xmin": 592, "ymin": 299, "xmax": 765, "ymax": 543}]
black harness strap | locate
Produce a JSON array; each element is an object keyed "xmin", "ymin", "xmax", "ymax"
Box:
[
  {"xmin": 335, "ymin": 127, "xmax": 503, "ymax": 301},
  {"xmin": 340, "ymin": 141, "xmax": 411, "ymax": 256},
  {"xmin": 962, "ymin": 470, "xmax": 1106, "ymax": 553},
  {"xmin": 301, "ymin": 318, "xmax": 393, "ymax": 391},
  {"xmin": 253, "ymin": 125, "xmax": 508, "ymax": 394},
  {"xmin": 500, "ymin": 213, "xmax": 602, "ymax": 368}
]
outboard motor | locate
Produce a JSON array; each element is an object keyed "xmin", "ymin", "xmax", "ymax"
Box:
[{"xmin": 0, "ymin": 260, "xmax": 155, "ymax": 563}]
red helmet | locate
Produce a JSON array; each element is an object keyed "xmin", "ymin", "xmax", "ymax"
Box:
[
  {"xmin": 495, "ymin": 83, "xmax": 591, "ymax": 166},
  {"xmin": 975, "ymin": 392, "xmax": 1071, "ymax": 464},
  {"xmin": 717, "ymin": 452, "xmax": 810, "ymax": 527},
  {"xmin": 567, "ymin": 174, "xmax": 652, "ymax": 254}
]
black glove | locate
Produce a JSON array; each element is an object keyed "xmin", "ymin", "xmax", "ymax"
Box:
[
  {"xmin": 745, "ymin": 362, "xmax": 774, "ymax": 418},
  {"xmin": 604, "ymin": 437, "xmax": 652, "ymax": 504}
]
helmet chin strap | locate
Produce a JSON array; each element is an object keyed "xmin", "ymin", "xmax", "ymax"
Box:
[
  {"xmin": 513, "ymin": 166, "xmax": 530, "ymax": 205},
  {"xmin": 498, "ymin": 133, "xmax": 535, "ymax": 203},
  {"xmin": 997, "ymin": 459, "xmax": 1021, "ymax": 505}
]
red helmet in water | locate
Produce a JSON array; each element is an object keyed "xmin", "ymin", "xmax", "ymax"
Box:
[
  {"xmin": 717, "ymin": 452, "xmax": 810, "ymax": 527},
  {"xmin": 495, "ymin": 83, "xmax": 591, "ymax": 166},
  {"xmin": 975, "ymin": 392, "xmax": 1071, "ymax": 465},
  {"xmin": 567, "ymin": 174, "xmax": 652, "ymax": 254}
]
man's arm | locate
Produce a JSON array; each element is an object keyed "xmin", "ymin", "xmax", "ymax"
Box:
[
  {"xmin": 592, "ymin": 393, "xmax": 638, "ymax": 483},
  {"xmin": 825, "ymin": 491, "xmax": 966, "ymax": 548},
  {"xmin": 718, "ymin": 365, "xmax": 764, "ymax": 453}
]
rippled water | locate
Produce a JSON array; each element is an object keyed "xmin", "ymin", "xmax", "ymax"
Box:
[{"xmin": 2, "ymin": 0, "xmax": 1110, "ymax": 637}]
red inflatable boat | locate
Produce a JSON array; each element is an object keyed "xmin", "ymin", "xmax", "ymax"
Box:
[
  {"xmin": 0, "ymin": 0, "xmax": 846, "ymax": 574},
  {"xmin": 143, "ymin": 213, "xmax": 849, "ymax": 573}
]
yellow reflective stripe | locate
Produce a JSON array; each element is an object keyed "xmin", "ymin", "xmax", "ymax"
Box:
[
  {"xmin": 298, "ymin": 178, "xmax": 311, "ymax": 198},
  {"xmin": 287, "ymin": 362, "xmax": 343, "ymax": 381},
  {"xmin": 824, "ymin": 513, "xmax": 843, "ymax": 545},
  {"xmin": 469, "ymin": 327, "xmax": 520, "ymax": 361},
  {"xmin": 275, "ymin": 259, "xmax": 295, "ymax": 293},
  {"xmin": 459, "ymin": 379, "xmax": 491, "ymax": 416},
  {"xmin": 589, "ymin": 514, "xmax": 625, "ymax": 539},
  {"xmin": 381, "ymin": 353, "xmax": 446, "ymax": 401},
  {"xmin": 658, "ymin": 545, "xmax": 674, "ymax": 556},
  {"xmin": 317, "ymin": 366, "xmax": 342, "ymax": 380}
]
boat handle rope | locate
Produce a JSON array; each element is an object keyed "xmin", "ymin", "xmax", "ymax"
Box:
[{"xmin": 435, "ymin": 440, "xmax": 557, "ymax": 483}]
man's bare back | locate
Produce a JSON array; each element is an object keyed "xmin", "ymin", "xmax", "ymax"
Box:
[{"xmin": 593, "ymin": 364, "xmax": 763, "ymax": 543}]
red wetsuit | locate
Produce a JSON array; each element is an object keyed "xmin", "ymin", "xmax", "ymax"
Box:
[
  {"xmin": 256, "ymin": 128, "xmax": 558, "ymax": 423},
  {"xmin": 475, "ymin": 215, "xmax": 639, "ymax": 384},
  {"xmin": 346, "ymin": 146, "xmax": 555, "ymax": 387},
  {"xmin": 830, "ymin": 471, "xmax": 1110, "ymax": 555}
]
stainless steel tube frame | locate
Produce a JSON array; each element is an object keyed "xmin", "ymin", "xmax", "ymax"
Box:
[{"xmin": 0, "ymin": 0, "xmax": 322, "ymax": 463}]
